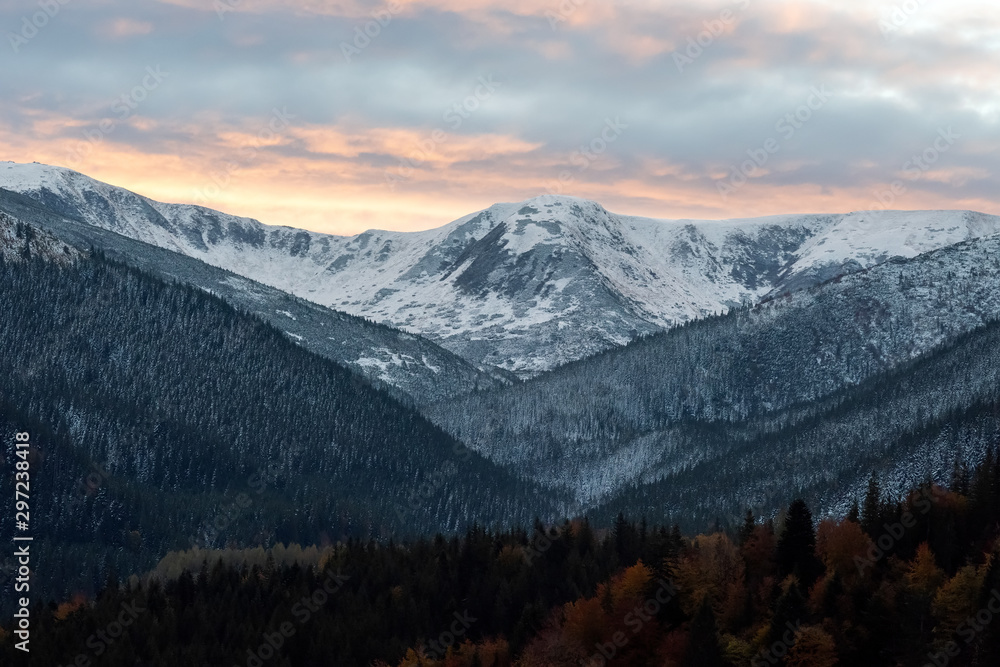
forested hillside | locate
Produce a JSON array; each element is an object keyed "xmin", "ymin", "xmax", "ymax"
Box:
[
  {"xmin": 0, "ymin": 240, "xmax": 553, "ymax": 606},
  {"xmin": 428, "ymin": 234, "xmax": 1000, "ymax": 516},
  {"xmin": 588, "ymin": 318, "xmax": 1000, "ymax": 528},
  {"xmin": 5, "ymin": 452, "xmax": 998, "ymax": 666},
  {"xmin": 0, "ymin": 190, "xmax": 509, "ymax": 405}
]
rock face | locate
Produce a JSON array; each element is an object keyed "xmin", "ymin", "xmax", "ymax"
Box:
[{"xmin": 4, "ymin": 161, "xmax": 1000, "ymax": 379}]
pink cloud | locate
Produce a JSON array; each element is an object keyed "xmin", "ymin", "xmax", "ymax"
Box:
[{"xmin": 100, "ymin": 18, "xmax": 155, "ymax": 38}]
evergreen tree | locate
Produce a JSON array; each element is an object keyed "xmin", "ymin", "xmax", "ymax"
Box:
[
  {"xmin": 846, "ymin": 499, "xmax": 860, "ymax": 525},
  {"xmin": 768, "ymin": 580, "xmax": 807, "ymax": 655},
  {"xmin": 861, "ymin": 473, "xmax": 883, "ymax": 537},
  {"xmin": 739, "ymin": 509, "xmax": 756, "ymax": 546},
  {"xmin": 776, "ymin": 499, "xmax": 821, "ymax": 587}
]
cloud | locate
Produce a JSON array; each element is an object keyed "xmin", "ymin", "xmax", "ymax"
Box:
[
  {"xmin": 99, "ymin": 18, "xmax": 155, "ymax": 38},
  {"xmin": 0, "ymin": 0, "xmax": 996, "ymax": 233}
]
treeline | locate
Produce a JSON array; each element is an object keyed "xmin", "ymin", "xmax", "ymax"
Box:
[{"xmin": 5, "ymin": 449, "xmax": 999, "ymax": 666}]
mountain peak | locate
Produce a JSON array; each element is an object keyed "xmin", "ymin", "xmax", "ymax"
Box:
[
  {"xmin": 1, "ymin": 161, "xmax": 82, "ymax": 192},
  {"xmin": 4, "ymin": 161, "xmax": 1000, "ymax": 376}
]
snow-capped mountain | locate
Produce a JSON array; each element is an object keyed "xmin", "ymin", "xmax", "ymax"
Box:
[
  {"xmin": 428, "ymin": 231, "xmax": 1000, "ymax": 522},
  {"xmin": 4, "ymin": 161, "xmax": 1000, "ymax": 376},
  {"xmin": 0, "ymin": 186, "xmax": 509, "ymax": 404}
]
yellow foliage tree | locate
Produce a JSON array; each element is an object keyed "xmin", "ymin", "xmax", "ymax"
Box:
[
  {"xmin": 611, "ymin": 560, "xmax": 653, "ymax": 608},
  {"xmin": 933, "ymin": 564, "xmax": 986, "ymax": 637},
  {"xmin": 562, "ymin": 594, "xmax": 606, "ymax": 648},
  {"xmin": 784, "ymin": 625, "xmax": 839, "ymax": 667},
  {"xmin": 53, "ymin": 594, "xmax": 88, "ymax": 621},
  {"xmin": 906, "ymin": 542, "xmax": 946, "ymax": 598},
  {"xmin": 675, "ymin": 533, "xmax": 744, "ymax": 616}
]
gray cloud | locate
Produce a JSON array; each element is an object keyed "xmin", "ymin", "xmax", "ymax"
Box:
[{"xmin": 1, "ymin": 0, "xmax": 997, "ymax": 227}]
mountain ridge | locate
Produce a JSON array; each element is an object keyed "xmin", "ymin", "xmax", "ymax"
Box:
[
  {"xmin": 6, "ymin": 161, "xmax": 1000, "ymax": 376},
  {"xmin": 0, "ymin": 187, "xmax": 510, "ymax": 404},
  {"xmin": 425, "ymin": 229, "xmax": 1000, "ymax": 519}
]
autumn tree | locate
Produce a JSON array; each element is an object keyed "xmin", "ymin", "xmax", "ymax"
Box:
[
  {"xmin": 784, "ymin": 625, "xmax": 838, "ymax": 667},
  {"xmin": 815, "ymin": 519, "xmax": 869, "ymax": 580},
  {"xmin": 906, "ymin": 542, "xmax": 945, "ymax": 598}
]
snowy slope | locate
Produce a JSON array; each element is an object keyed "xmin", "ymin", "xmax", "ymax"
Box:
[
  {"xmin": 0, "ymin": 185, "xmax": 508, "ymax": 404},
  {"xmin": 4, "ymin": 161, "xmax": 1000, "ymax": 376},
  {"xmin": 429, "ymin": 232, "xmax": 1000, "ymax": 513},
  {"xmin": 0, "ymin": 209, "xmax": 79, "ymax": 264}
]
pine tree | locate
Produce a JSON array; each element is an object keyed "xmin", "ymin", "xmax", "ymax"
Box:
[
  {"xmin": 768, "ymin": 580, "xmax": 807, "ymax": 649},
  {"xmin": 776, "ymin": 499, "xmax": 821, "ymax": 587},
  {"xmin": 861, "ymin": 473, "xmax": 882, "ymax": 537},
  {"xmin": 950, "ymin": 457, "xmax": 971, "ymax": 496},
  {"xmin": 977, "ymin": 550, "xmax": 1000, "ymax": 661},
  {"xmin": 739, "ymin": 510, "xmax": 756, "ymax": 546},
  {"xmin": 846, "ymin": 499, "xmax": 860, "ymax": 525}
]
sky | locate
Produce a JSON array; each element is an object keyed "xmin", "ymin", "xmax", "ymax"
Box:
[{"xmin": 1, "ymin": 0, "xmax": 998, "ymax": 235}]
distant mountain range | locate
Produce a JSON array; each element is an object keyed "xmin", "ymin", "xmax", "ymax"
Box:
[
  {"xmin": 3, "ymin": 159, "xmax": 1000, "ymax": 552},
  {"xmin": 6, "ymin": 161, "xmax": 998, "ymax": 378}
]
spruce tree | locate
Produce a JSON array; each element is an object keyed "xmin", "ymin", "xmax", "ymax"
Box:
[
  {"xmin": 776, "ymin": 499, "xmax": 821, "ymax": 587},
  {"xmin": 861, "ymin": 473, "xmax": 882, "ymax": 537}
]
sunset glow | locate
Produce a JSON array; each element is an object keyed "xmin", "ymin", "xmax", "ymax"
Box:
[{"xmin": 3, "ymin": 0, "xmax": 998, "ymax": 234}]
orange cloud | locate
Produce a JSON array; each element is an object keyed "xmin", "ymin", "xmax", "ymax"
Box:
[
  {"xmin": 4, "ymin": 98, "xmax": 997, "ymax": 237},
  {"xmin": 4, "ymin": 111, "xmax": 998, "ymax": 236}
]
